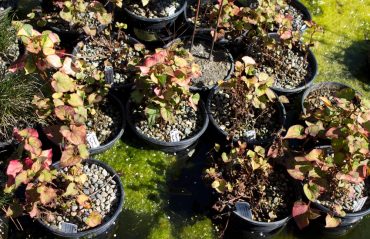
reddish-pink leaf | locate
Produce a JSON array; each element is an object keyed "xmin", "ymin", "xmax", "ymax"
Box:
[
  {"xmin": 6, "ymin": 160, "xmax": 23, "ymax": 178},
  {"xmin": 40, "ymin": 149, "xmax": 53, "ymax": 169},
  {"xmin": 144, "ymin": 50, "xmax": 167, "ymax": 67},
  {"xmin": 29, "ymin": 203, "xmax": 40, "ymax": 218},
  {"xmin": 292, "ymin": 201, "xmax": 310, "ymax": 230},
  {"xmin": 280, "ymin": 30, "xmax": 292, "ymax": 40}
]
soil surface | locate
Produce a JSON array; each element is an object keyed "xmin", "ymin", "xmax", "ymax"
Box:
[
  {"xmin": 75, "ymin": 34, "xmax": 146, "ymax": 87},
  {"xmin": 127, "ymin": 0, "xmax": 182, "ymax": 18},
  {"xmin": 42, "ymin": 163, "xmax": 119, "ymax": 232},
  {"xmin": 317, "ymin": 180, "xmax": 369, "ymax": 213},
  {"xmin": 245, "ymin": 40, "xmax": 311, "ymax": 90},
  {"xmin": 188, "ymin": 41, "xmax": 231, "ymax": 88},
  {"xmin": 86, "ymin": 98, "xmax": 122, "ymax": 148},
  {"xmin": 210, "ymin": 89, "xmax": 281, "ymax": 142},
  {"xmin": 131, "ymin": 101, "xmax": 203, "ymax": 142},
  {"xmin": 211, "ymin": 165, "xmax": 297, "ymax": 222}
]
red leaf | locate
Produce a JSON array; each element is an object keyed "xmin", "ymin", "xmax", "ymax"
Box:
[
  {"xmin": 29, "ymin": 203, "xmax": 40, "ymax": 218},
  {"xmin": 6, "ymin": 160, "xmax": 23, "ymax": 178},
  {"xmin": 40, "ymin": 149, "xmax": 53, "ymax": 169},
  {"xmin": 144, "ymin": 50, "xmax": 167, "ymax": 67},
  {"xmin": 292, "ymin": 201, "xmax": 310, "ymax": 230},
  {"xmin": 24, "ymin": 157, "xmax": 34, "ymax": 169}
]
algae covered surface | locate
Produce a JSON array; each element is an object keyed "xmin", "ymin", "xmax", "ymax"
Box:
[{"xmin": 96, "ymin": 1, "xmax": 370, "ymax": 238}]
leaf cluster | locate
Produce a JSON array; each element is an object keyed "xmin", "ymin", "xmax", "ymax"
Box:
[
  {"xmin": 3, "ymin": 128, "xmax": 102, "ymax": 228},
  {"xmin": 272, "ymin": 90, "xmax": 370, "ymax": 228},
  {"xmin": 131, "ymin": 46, "xmax": 202, "ymax": 125}
]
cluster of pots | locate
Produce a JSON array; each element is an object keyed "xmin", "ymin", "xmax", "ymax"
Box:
[{"xmin": 1, "ymin": 1, "xmax": 369, "ymax": 238}]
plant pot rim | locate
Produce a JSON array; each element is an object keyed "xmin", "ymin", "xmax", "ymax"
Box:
[
  {"xmin": 233, "ymin": 209, "xmax": 292, "ymax": 226},
  {"xmin": 126, "ymin": 100, "xmax": 209, "ymax": 147},
  {"xmin": 207, "ymin": 87, "xmax": 286, "ymax": 145},
  {"xmin": 300, "ymin": 81, "xmax": 356, "ymax": 115},
  {"xmin": 164, "ymin": 35, "xmax": 235, "ymax": 91},
  {"xmin": 37, "ymin": 158, "xmax": 125, "ymax": 238},
  {"xmin": 123, "ymin": 0, "xmax": 187, "ymax": 23}
]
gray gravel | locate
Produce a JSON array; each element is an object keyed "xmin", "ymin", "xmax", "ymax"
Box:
[
  {"xmin": 132, "ymin": 100, "xmax": 203, "ymax": 142},
  {"xmin": 44, "ymin": 163, "xmax": 119, "ymax": 232},
  {"xmin": 127, "ymin": 0, "xmax": 182, "ymax": 18}
]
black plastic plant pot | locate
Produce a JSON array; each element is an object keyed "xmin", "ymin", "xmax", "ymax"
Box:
[
  {"xmin": 312, "ymin": 201, "xmax": 370, "ymax": 233},
  {"xmin": 89, "ymin": 93, "xmax": 126, "ymax": 155},
  {"xmin": 122, "ymin": 1, "xmax": 187, "ymax": 41},
  {"xmin": 126, "ymin": 100, "xmax": 209, "ymax": 153},
  {"xmin": 289, "ymin": 0, "xmax": 313, "ymax": 32},
  {"xmin": 233, "ymin": 202, "xmax": 291, "ymax": 233},
  {"xmin": 165, "ymin": 35, "xmax": 235, "ymax": 92},
  {"xmin": 37, "ymin": 158, "xmax": 125, "ymax": 239},
  {"xmin": 301, "ymin": 81, "xmax": 354, "ymax": 115},
  {"xmin": 206, "ymin": 87, "xmax": 286, "ymax": 146},
  {"xmin": 40, "ymin": 1, "xmax": 111, "ymax": 48}
]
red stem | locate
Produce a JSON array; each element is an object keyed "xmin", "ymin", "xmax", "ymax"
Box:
[{"xmin": 209, "ymin": 0, "xmax": 225, "ymax": 60}]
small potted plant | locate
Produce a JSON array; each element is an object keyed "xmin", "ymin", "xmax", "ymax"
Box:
[
  {"xmin": 301, "ymin": 82, "xmax": 357, "ymax": 115},
  {"xmin": 13, "ymin": 24, "xmax": 125, "ymax": 155},
  {"xmin": 73, "ymin": 22, "xmax": 148, "ymax": 89},
  {"xmin": 122, "ymin": 0, "xmax": 187, "ymax": 42},
  {"xmin": 205, "ymin": 142, "xmax": 299, "ymax": 234},
  {"xmin": 32, "ymin": 0, "xmax": 116, "ymax": 45},
  {"xmin": 270, "ymin": 92, "xmax": 370, "ymax": 230},
  {"xmin": 3, "ymin": 128, "xmax": 124, "ymax": 238},
  {"xmin": 207, "ymin": 56, "xmax": 287, "ymax": 145},
  {"xmin": 126, "ymin": 46, "xmax": 209, "ymax": 152},
  {"xmin": 239, "ymin": 18, "xmax": 320, "ymax": 94},
  {"xmin": 165, "ymin": 36, "xmax": 235, "ymax": 91}
]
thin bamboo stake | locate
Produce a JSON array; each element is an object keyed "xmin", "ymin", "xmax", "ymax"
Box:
[
  {"xmin": 190, "ymin": 0, "xmax": 202, "ymax": 53},
  {"xmin": 209, "ymin": 0, "xmax": 225, "ymax": 60}
]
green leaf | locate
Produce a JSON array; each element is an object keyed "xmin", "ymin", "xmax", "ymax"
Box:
[
  {"xmin": 68, "ymin": 93, "xmax": 84, "ymax": 107},
  {"xmin": 211, "ymin": 179, "xmax": 230, "ymax": 193},
  {"xmin": 52, "ymin": 71, "xmax": 76, "ymax": 93},
  {"xmin": 284, "ymin": 125, "xmax": 306, "ymax": 139},
  {"xmin": 78, "ymin": 144, "xmax": 89, "ymax": 160},
  {"xmin": 38, "ymin": 170, "xmax": 54, "ymax": 183},
  {"xmin": 221, "ymin": 152, "xmax": 231, "ymax": 163},
  {"xmin": 303, "ymin": 183, "xmax": 319, "ymax": 201},
  {"xmin": 63, "ymin": 183, "xmax": 78, "ymax": 197}
]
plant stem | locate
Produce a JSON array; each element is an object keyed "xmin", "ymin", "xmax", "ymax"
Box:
[
  {"xmin": 209, "ymin": 0, "xmax": 225, "ymax": 60},
  {"xmin": 190, "ymin": 0, "xmax": 201, "ymax": 53}
]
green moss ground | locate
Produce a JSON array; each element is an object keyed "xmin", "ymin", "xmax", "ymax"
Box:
[
  {"xmin": 301, "ymin": 0, "xmax": 370, "ymax": 97},
  {"xmin": 96, "ymin": 1, "xmax": 370, "ymax": 238}
]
